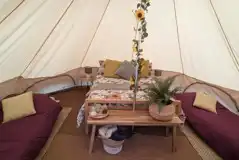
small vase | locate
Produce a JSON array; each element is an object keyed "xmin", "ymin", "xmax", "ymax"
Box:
[{"xmin": 148, "ymin": 103, "xmax": 175, "ymax": 121}]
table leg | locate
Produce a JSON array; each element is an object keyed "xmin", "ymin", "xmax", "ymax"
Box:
[
  {"xmin": 85, "ymin": 123, "xmax": 89, "ymax": 135},
  {"xmin": 165, "ymin": 127, "xmax": 169, "ymax": 137},
  {"xmin": 89, "ymin": 125, "xmax": 96, "ymax": 154},
  {"xmin": 172, "ymin": 125, "xmax": 177, "ymax": 152},
  {"xmin": 87, "ymin": 84, "xmax": 90, "ymax": 90},
  {"xmin": 85, "ymin": 102, "xmax": 89, "ymax": 135}
]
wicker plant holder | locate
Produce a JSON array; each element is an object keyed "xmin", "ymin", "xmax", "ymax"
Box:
[{"xmin": 148, "ymin": 103, "xmax": 175, "ymax": 121}]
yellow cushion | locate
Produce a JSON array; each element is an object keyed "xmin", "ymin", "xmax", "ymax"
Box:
[
  {"xmin": 2, "ymin": 91, "xmax": 36, "ymax": 123},
  {"xmin": 193, "ymin": 92, "xmax": 217, "ymax": 113},
  {"xmin": 103, "ymin": 59, "xmax": 121, "ymax": 78},
  {"xmin": 140, "ymin": 60, "xmax": 149, "ymax": 77}
]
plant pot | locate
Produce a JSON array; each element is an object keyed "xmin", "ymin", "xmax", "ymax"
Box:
[{"xmin": 148, "ymin": 103, "xmax": 175, "ymax": 121}]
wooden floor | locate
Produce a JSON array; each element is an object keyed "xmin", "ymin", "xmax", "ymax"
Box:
[{"xmin": 42, "ymin": 87, "xmax": 201, "ymax": 160}]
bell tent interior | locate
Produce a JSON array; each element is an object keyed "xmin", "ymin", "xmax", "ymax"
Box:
[{"xmin": 0, "ymin": 0, "xmax": 239, "ymax": 160}]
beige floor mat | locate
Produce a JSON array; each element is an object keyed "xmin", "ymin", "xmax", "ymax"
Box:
[
  {"xmin": 181, "ymin": 125, "xmax": 222, "ymax": 160},
  {"xmin": 35, "ymin": 107, "xmax": 72, "ymax": 160},
  {"xmin": 41, "ymin": 88, "xmax": 202, "ymax": 160},
  {"xmin": 42, "ymin": 133, "xmax": 201, "ymax": 160}
]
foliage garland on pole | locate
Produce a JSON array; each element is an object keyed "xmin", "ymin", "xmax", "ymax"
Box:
[{"xmin": 130, "ymin": 0, "xmax": 151, "ymax": 91}]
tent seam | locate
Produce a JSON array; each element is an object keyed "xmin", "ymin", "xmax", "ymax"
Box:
[
  {"xmin": 79, "ymin": 0, "xmax": 111, "ymax": 67},
  {"xmin": 209, "ymin": 0, "xmax": 239, "ymax": 72},
  {"xmin": 173, "ymin": 0, "xmax": 184, "ymax": 75},
  {"xmin": 0, "ymin": 0, "xmax": 25, "ymax": 25},
  {"xmin": 20, "ymin": 0, "xmax": 75, "ymax": 76},
  {"xmin": 0, "ymin": 0, "xmax": 49, "ymax": 48}
]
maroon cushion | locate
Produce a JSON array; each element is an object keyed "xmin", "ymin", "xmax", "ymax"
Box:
[
  {"xmin": 0, "ymin": 94, "xmax": 61, "ymax": 160},
  {"xmin": 175, "ymin": 92, "xmax": 239, "ymax": 160},
  {"xmin": 0, "ymin": 102, "xmax": 3, "ymax": 124}
]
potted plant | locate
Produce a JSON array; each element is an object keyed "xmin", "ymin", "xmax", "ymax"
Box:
[{"xmin": 145, "ymin": 76, "xmax": 181, "ymax": 121}]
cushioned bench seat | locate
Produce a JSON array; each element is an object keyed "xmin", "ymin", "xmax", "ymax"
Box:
[
  {"xmin": 175, "ymin": 92, "xmax": 239, "ymax": 160},
  {"xmin": 0, "ymin": 94, "xmax": 61, "ymax": 160}
]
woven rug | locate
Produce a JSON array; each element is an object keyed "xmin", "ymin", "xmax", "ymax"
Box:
[
  {"xmin": 181, "ymin": 125, "xmax": 222, "ymax": 160},
  {"xmin": 35, "ymin": 107, "xmax": 72, "ymax": 160}
]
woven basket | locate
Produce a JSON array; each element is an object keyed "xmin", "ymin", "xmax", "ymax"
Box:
[
  {"xmin": 102, "ymin": 138, "xmax": 124, "ymax": 147},
  {"xmin": 101, "ymin": 138, "xmax": 124, "ymax": 154},
  {"xmin": 149, "ymin": 103, "xmax": 175, "ymax": 121}
]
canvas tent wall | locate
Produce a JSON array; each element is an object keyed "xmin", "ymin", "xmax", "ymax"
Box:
[{"xmin": 0, "ymin": 0, "xmax": 238, "ymax": 111}]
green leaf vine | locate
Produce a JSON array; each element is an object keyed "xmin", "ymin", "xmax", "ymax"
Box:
[{"xmin": 131, "ymin": 0, "xmax": 151, "ymax": 90}]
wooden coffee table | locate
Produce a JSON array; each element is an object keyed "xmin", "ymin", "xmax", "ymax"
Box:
[
  {"xmin": 84, "ymin": 98, "xmax": 148, "ymax": 134},
  {"xmin": 84, "ymin": 91, "xmax": 183, "ymax": 154},
  {"xmin": 87, "ymin": 110, "xmax": 183, "ymax": 154},
  {"xmin": 84, "ymin": 96, "xmax": 181, "ymax": 134}
]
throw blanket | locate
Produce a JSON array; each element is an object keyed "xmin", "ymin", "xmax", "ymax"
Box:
[
  {"xmin": 91, "ymin": 82, "xmax": 130, "ymax": 91},
  {"xmin": 86, "ymin": 75, "xmax": 131, "ymax": 97}
]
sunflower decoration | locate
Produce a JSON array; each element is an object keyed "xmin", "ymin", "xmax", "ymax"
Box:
[
  {"xmin": 135, "ymin": 9, "xmax": 145, "ymax": 21},
  {"xmin": 131, "ymin": 0, "xmax": 150, "ymax": 92}
]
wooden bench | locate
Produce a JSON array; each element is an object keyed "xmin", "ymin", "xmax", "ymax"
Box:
[{"xmin": 87, "ymin": 110, "xmax": 183, "ymax": 154}]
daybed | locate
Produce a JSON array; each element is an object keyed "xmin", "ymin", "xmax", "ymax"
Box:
[
  {"xmin": 175, "ymin": 92, "xmax": 239, "ymax": 160},
  {"xmin": 87, "ymin": 74, "xmax": 154, "ymax": 99},
  {"xmin": 0, "ymin": 94, "xmax": 61, "ymax": 160}
]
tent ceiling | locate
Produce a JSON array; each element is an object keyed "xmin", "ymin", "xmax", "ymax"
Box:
[{"xmin": 0, "ymin": 0, "xmax": 238, "ymax": 91}]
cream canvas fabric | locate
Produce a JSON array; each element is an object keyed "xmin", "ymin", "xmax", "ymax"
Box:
[{"xmin": 0, "ymin": 0, "xmax": 238, "ymax": 91}]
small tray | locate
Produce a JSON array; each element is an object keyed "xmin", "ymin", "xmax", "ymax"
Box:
[{"xmin": 89, "ymin": 111, "xmax": 109, "ymax": 119}]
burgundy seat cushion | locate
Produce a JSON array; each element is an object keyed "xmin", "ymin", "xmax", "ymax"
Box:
[
  {"xmin": 0, "ymin": 102, "xmax": 2, "ymax": 123},
  {"xmin": 175, "ymin": 92, "xmax": 239, "ymax": 160},
  {"xmin": 0, "ymin": 94, "xmax": 61, "ymax": 160}
]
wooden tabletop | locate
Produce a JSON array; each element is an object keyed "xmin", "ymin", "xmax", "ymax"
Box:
[
  {"xmin": 85, "ymin": 98, "xmax": 148, "ymax": 104},
  {"xmin": 87, "ymin": 110, "xmax": 183, "ymax": 126}
]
